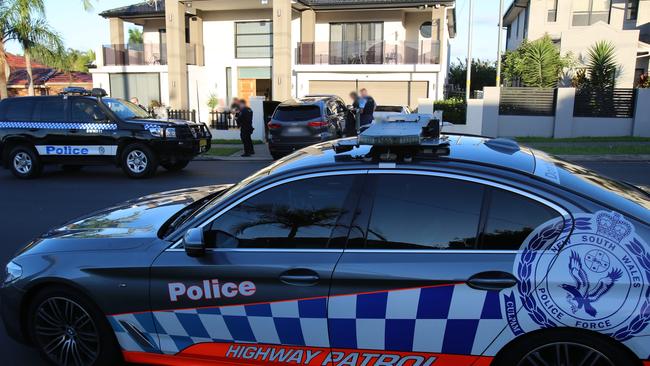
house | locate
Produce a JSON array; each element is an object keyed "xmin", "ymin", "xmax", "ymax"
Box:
[
  {"xmin": 2, "ymin": 53, "xmax": 93, "ymax": 97},
  {"xmin": 503, "ymin": 0, "xmax": 650, "ymax": 87},
  {"xmin": 91, "ymin": 0, "xmax": 457, "ymax": 122}
]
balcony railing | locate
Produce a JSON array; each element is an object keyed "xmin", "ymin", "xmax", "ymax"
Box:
[
  {"xmin": 101, "ymin": 43, "xmax": 200, "ymax": 66},
  {"xmin": 296, "ymin": 40, "xmax": 441, "ymax": 65}
]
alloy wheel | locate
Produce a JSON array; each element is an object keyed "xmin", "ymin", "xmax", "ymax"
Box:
[
  {"xmin": 126, "ymin": 150, "xmax": 148, "ymax": 173},
  {"xmin": 13, "ymin": 152, "xmax": 33, "ymax": 174},
  {"xmin": 517, "ymin": 342, "xmax": 614, "ymax": 366},
  {"xmin": 33, "ymin": 297, "xmax": 100, "ymax": 366}
]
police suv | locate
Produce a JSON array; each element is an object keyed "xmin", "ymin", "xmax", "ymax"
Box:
[
  {"xmin": 0, "ymin": 88, "xmax": 211, "ymax": 179},
  {"xmin": 2, "ymin": 115, "xmax": 650, "ymax": 366}
]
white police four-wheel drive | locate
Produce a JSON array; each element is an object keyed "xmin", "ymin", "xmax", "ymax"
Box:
[{"xmin": 1, "ymin": 114, "xmax": 649, "ymax": 366}]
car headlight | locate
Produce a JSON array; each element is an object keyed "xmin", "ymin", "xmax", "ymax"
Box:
[
  {"xmin": 4, "ymin": 261, "xmax": 22, "ymax": 284},
  {"xmin": 165, "ymin": 128, "xmax": 177, "ymax": 138},
  {"xmin": 147, "ymin": 126, "xmax": 164, "ymax": 137}
]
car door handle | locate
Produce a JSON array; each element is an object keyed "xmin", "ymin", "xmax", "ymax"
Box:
[
  {"xmin": 279, "ymin": 268, "xmax": 320, "ymax": 286},
  {"xmin": 467, "ymin": 271, "xmax": 518, "ymax": 291}
]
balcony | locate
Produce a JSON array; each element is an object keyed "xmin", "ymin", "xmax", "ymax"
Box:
[
  {"xmin": 101, "ymin": 43, "xmax": 199, "ymax": 66},
  {"xmin": 296, "ymin": 40, "xmax": 441, "ymax": 65}
]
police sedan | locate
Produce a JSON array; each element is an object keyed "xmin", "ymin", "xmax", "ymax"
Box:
[{"xmin": 2, "ymin": 116, "xmax": 650, "ymax": 366}]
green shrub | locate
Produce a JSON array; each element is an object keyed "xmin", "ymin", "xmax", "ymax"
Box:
[{"xmin": 434, "ymin": 98, "xmax": 466, "ymax": 125}]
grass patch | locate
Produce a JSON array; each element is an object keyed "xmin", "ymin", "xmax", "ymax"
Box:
[
  {"xmin": 204, "ymin": 147, "xmax": 241, "ymax": 156},
  {"xmin": 211, "ymin": 139, "xmax": 264, "ymax": 145},
  {"xmin": 536, "ymin": 145, "xmax": 650, "ymax": 155},
  {"xmin": 516, "ymin": 136, "xmax": 650, "ymax": 143}
]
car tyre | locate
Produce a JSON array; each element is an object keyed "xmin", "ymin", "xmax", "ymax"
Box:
[
  {"xmin": 27, "ymin": 286, "xmax": 124, "ymax": 366},
  {"xmin": 120, "ymin": 143, "xmax": 158, "ymax": 179},
  {"xmin": 161, "ymin": 160, "xmax": 190, "ymax": 172},
  {"xmin": 9, "ymin": 145, "xmax": 43, "ymax": 179},
  {"xmin": 491, "ymin": 328, "xmax": 639, "ymax": 366}
]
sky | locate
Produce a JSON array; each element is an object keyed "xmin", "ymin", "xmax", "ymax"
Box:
[{"xmin": 6, "ymin": 0, "xmax": 506, "ymax": 64}]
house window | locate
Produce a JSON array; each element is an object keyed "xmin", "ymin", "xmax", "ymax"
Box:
[
  {"xmin": 547, "ymin": 0, "xmax": 558, "ymax": 22},
  {"xmin": 572, "ymin": 0, "xmax": 611, "ymax": 26},
  {"xmin": 235, "ymin": 21, "xmax": 273, "ymax": 58},
  {"xmin": 626, "ymin": 0, "xmax": 639, "ymax": 20},
  {"xmin": 420, "ymin": 21, "xmax": 432, "ymax": 38},
  {"xmin": 329, "ymin": 22, "xmax": 384, "ymax": 64}
]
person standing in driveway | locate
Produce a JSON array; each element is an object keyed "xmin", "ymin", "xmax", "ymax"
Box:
[
  {"xmin": 237, "ymin": 99, "xmax": 255, "ymax": 157},
  {"xmin": 359, "ymin": 88, "xmax": 376, "ymax": 128}
]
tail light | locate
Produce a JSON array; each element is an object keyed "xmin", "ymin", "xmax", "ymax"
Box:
[
  {"xmin": 268, "ymin": 122, "xmax": 281, "ymax": 129},
  {"xmin": 307, "ymin": 121, "xmax": 328, "ymax": 127}
]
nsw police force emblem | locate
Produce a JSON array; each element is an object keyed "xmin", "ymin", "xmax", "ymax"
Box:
[{"xmin": 504, "ymin": 211, "xmax": 650, "ymax": 341}]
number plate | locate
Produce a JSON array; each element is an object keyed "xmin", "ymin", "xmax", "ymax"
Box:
[
  {"xmin": 286, "ymin": 127, "xmax": 304, "ymax": 134},
  {"xmin": 199, "ymin": 139, "xmax": 207, "ymax": 152}
]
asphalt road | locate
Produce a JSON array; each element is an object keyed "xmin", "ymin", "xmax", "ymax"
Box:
[{"xmin": 0, "ymin": 160, "xmax": 648, "ymax": 365}]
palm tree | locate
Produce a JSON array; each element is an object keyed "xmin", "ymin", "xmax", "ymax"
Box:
[
  {"xmin": 128, "ymin": 28, "xmax": 143, "ymax": 47},
  {"xmin": 586, "ymin": 41, "xmax": 619, "ymax": 90},
  {"xmin": 502, "ymin": 35, "xmax": 573, "ymax": 88},
  {"xmin": 0, "ymin": 2, "xmax": 13, "ymax": 99},
  {"xmin": 10, "ymin": 0, "xmax": 62, "ymax": 95}
]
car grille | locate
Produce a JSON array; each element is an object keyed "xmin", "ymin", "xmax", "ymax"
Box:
[{"xmin": 177, "ymin": 125, "xmax": 209, "ymax": 139}]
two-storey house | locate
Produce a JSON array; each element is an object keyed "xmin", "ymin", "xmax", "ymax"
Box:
[
  {"xmin": 503, "ymin": 0, "xmax": 650, "ymax": 87},
  {"xmin": 91, "ymin": 0, "xmax": 456, "ymax": 122}
]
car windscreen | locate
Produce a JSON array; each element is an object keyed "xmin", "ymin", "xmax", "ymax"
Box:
[
  {"xmin": 375, "ymin": 106, "xmax": 402, "ymax": 112},
  {"xmin": 102, "ymin": 98, "xmax": 149, "ymax": 119},
  {"xmin": 273, "ymin": 106, "xmax": 322, "ymax": 122}
]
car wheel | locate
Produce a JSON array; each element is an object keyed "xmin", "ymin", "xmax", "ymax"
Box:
[
  {"xmin": 9, "ymin": 145, "xmax": 43, "ymax": 179},
  {"xmin": 61, "ymin": 165, "xmax": 83, "ymax": 172},
  {"xmin": 492, "ymin": 329, "xmax": 639, "ymax": 366},
  {"xmin": 161, "ymin": 160, "xmax": 190, "ymax": 172},
  {"xmin": 27, "ymin": 286, "xmax": 123, "ymax": 366},
  {"xmin": 120, "ymin": 143, "xmax": 158, "ymax": 179}
]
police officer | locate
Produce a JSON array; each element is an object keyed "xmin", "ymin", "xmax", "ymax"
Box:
[
  {"xmin": 359, "ymin": 88, "xmax": 376, "ymax": 128},
  {"xmin": 347, "ymin": 91, "xmax": 361, "ymax": 136},
  {"xmin": 237, "ymin": 99, "xmax": 255, "ymax": 157}
]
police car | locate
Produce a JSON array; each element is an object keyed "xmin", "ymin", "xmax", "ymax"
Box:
[
  {"xmin": 2, "ymin": 115, "xmax": 650, "ymax": 366},
  {"xmin": 0, "ymin": 88, "xmax": 211, "ymax": 179}
]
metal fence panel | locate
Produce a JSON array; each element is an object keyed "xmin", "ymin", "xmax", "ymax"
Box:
[
  {"xmin": 499, "ymin": 88, "xmax": 557, "ymax": 116},
  {"xmin": 210, "ymin": 111, "xmax": 238, "ymax": 130},
  {"xmin": 574, "ymin": 88, "xmax": 636, "ymax": 118}
]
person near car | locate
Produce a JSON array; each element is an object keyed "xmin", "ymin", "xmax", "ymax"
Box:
[
  {"xmin": 129, "ymin": 97, "xmax": 147, "ymax": 112},
  {"xmin": 348, "ymin": 91, "xmax": 361, "ymax": 135},
  {"xmin": 359, "ymin": 88, "xmax": 376, "ymax": 128},
  {"xmin": 236, "ymin": 99, "xmax": 255, "ymax": 157}
]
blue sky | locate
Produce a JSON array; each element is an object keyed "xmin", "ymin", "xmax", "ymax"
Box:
[{"xmin": 6, "ymin": 0, "xmax": 505, "ymax": 64}]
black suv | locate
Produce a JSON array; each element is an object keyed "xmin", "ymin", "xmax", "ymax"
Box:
[
  {"xmin": 0, "ymin": 88, "xmax": 211, "ymax": 179},
  {"xmin": 267, "ymin": 95, "xmax": 350, "ymax": 159}
]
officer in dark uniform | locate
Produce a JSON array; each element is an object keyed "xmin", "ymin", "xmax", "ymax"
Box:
[
  {"xmin": 237, "ymin": 99, "xmax": 255, "ymax": 157},
  {"xmin": 359, "ymin": 88, "xmax": 376, "ymax": 128}
]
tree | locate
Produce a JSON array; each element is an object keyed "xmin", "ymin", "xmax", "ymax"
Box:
[
  {"xmin": 502, "ymin": 35, "xmax": 573, "ymax": 88},
  {"xmin": 7, "ymin": 0, "xmax": 62, "ymax": 96},
  {"xmin": 447, "ymin": 58, "xmax": 496, "ymax": 94},
  {"xmin": 128, "ymin": 28, "xmax": 143, "ymax": 46},
  {"xmin": 0, "ymin": 1, "xmax": 13, "ymax": 98},
  {"xmin": 36, "ymin": 48, "xmax": 95, "ymax": 83},
  {"xmin": 585, "ymin": 41, "xmax": 619, "ymax": 90}
]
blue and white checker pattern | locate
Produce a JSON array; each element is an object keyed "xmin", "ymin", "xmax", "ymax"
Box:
[
  {"xmin": 0, "ymin": 121, "xmax": 117, "ymax": 130},
  {"xmin": 108, "ymin": 284, "xmax": 504, "ymax": 356}
]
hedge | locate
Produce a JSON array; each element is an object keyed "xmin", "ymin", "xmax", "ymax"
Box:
[{"xmin": 434, "ymin": 98, "xmax": 466, "ymax": 125}]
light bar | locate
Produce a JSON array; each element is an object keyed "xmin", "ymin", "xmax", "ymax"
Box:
[{"xmin": 357, "ymin": 113, "xmax": 441, "ymax": 146}]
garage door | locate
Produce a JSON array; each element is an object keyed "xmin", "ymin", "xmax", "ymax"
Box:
[
  {"xmin": 308, "ymin": 80, "xmax": 428, "ymax": 109},
  {"xmin": 109, "ymin": 73, "xmax": 161, "ymax": 106}
]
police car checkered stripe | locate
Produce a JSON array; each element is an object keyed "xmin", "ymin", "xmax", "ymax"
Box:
[
  {"xmin": 0, "ymin": 121, "xmax": 117, "ymax": 130},
  {"xmin": 108, "ymin": 284, "xmax": 504, "ymax": 356}
]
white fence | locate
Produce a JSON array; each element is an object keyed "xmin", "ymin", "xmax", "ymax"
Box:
[{"xmin": 446, "ymin": 87, "xmax": 650, "ymax": 138}]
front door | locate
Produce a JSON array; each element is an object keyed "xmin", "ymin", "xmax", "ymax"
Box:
[
  {"xmin": 238, "ymin": 78, "xmax": 256, "ymax": 103},
  {"xmin": 327, "ymin": 171, "xmax": 565, "ymax": 365},
  {"xmin": 148, "ymin": 173, "xmax": 364, "ymax": 363}
]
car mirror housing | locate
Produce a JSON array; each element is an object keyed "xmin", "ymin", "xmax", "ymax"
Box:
[{"xmin": 183, "ymin": 228, "xmax": 205, "ymax": 257}]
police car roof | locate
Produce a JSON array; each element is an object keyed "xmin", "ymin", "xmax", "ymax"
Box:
[{"xmin": 268, "ymin": 134, "xmax": 536, "ymax": 176}]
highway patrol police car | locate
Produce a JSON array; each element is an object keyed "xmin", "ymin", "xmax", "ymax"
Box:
[
  {"xmin": 0, "ymin": 88, "xmax": 211, "ymax": 179},
  {"xmin": 2, "ymin": 116, "xmax": 650, "ymax": 366}
]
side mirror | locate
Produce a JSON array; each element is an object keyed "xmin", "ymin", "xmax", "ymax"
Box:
[{"xmin": 183, "ymin": 228, "xmax": 205, "ymax": 257}]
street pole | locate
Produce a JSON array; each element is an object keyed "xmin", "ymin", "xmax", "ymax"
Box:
[
  {"xmin": 496, "ymin": 0, "xmax": 504, "ymax": 87},
  {"xmin": 465, "ymin": 0, "xmax": 474, "ymax": 101}
]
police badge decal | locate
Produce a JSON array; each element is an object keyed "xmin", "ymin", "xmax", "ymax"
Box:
[{"xmin": 504, "ymin": 211, "xmax": 650, "ymax": 342}]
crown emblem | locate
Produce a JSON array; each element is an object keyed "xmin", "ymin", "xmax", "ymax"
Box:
[{"xmin": 596, "ymin": 212, "xmax": 632, "ymax": 243}]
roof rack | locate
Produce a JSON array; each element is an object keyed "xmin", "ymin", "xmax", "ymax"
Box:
[{"xmin": 59, "ymin": 87, "xmax": 107, "ymax": 98}]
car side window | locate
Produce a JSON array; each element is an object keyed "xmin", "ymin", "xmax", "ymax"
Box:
[
  {"xmin": 479, "ymin": 188, "xmax": 561, "ymax": 250},
  {"xmin": 365, "ymin": 174, "xmax": 484, "ymax": 250},
  {"xmin": 70, "ymin": 99, "xmax": 107, "ymax": 123},
  {"xmin": 204, "ymin": 175, "xmax": 355, "ymax": 249},
  {"xmin": 34, "ymin": 99, "xmax": 65, "ymax": 122},
  {"xmin": 3, "ymin": 99, "xmax": 35, "ymax": 121}
]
